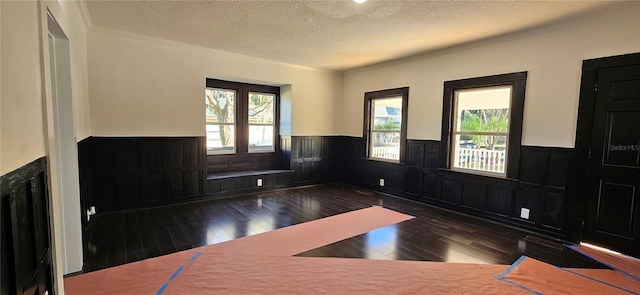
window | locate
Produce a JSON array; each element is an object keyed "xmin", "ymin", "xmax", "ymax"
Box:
[
  {"xmin": 364, "ymin": 87, "xmax": 409, "ymax": 163},
  {"xmin": 452, "ymin": 86, "xmax": 511, "ymax": 175},
  {"xmin": 441, "ymin": 72, "xmax": 526, "ymax": 178},
  {"xmin": 205, "ymin": 79, "xmax": 279, "ymax": 155}
]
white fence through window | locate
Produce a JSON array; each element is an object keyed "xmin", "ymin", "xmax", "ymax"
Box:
[
  {"xmin": 371, "ymin": 146, "xmax": 400, "ymax": 161},
  {"xmin": 454, "ymin": 148, "xmax": 505, "ymax": 174}
]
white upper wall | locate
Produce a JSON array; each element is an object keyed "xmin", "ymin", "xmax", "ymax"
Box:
[
  {"xmin": 88, "ymin": 28, "xmax": 342, "ymax": 137},
  {"xmin": 341, "ymin": 4, "xmax": 640, "ymax": 148},
  {"xmin": 1, "ymin": 1, "xmax": 45, "ymax": 175},
  {"xmin": 0, "ymin": 0, "xmax": 89, "ymax": 175}
]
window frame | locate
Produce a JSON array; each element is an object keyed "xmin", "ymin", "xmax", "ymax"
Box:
[
  {"xmin": 450, "ymin": 86, "xmax": 512, "ymax": 177},
  {"xmin": 440, "ymin": 72, "xmax": 527, "ymax": 179},
  {"xmin": 363, "ymin": 87, "xmax": 409, "ymax": 163},
  {"xmin": 205, "ymin": 79, "xmax": 280, "ymax": 155},
  {"xmin": 247, "ymin": 91, "xmax": 277, "ymax": 153}
]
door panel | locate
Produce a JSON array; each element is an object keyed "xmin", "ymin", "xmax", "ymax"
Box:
[
  {"xmin": 583, "ymin": 62, "xmax": 640, "ymax": 256},
  {"xmin": 604, "ymin": 112, "xmax": 640, "ymax": 167},
  {"xmin": 596, "ymin": 182, "xmax": 636, "ymax": 238}
]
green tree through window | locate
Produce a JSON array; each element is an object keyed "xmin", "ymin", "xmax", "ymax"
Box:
[
  {"xmin": 206, "ymin": 88, "xmax": 236, "ymax": 153},
  {"xmin": 460, "ymin": 109, "xmax": 509, "ymax": 150}
]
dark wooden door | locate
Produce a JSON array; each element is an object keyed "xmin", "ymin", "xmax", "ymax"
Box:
[{"xmin": 582, "ymin": 58, "xmax": 640, "ymax": 257}]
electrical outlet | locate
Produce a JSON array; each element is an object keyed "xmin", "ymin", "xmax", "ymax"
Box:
[
  {"xmin": 379, "ymin": 178, "xmax": 385, "ymax": 187},
  {"xmin": 518, "ymin": 240, "xmax": 526, "ymax": 252},
  {"xmin": 257, "ymin": 178, "xmax": 263, "ymax": 187},
  {"xmin": 520, "ymin": 208, "xmax": 530, "ymax": 219}
]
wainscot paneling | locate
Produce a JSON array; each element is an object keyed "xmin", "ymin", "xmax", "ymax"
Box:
[
  {"xmin": 334, "ymin": 137, "xmax": 576, "ymax": 239},
  {"xmin": 1, "ymin": 158, "xmax": 54, "ymax": 295},
  {"xmin": 78, "ymin": 135, "xmax": 577, "ymax": 241},
  {"xmin": 281, "ymin": 136, "xmax": 292, "ymax": 170},
  {"xmin": 338, "ymin": 136, "xmax": 407, "ymax": 196},
  {"xmin": 80, "ymin": 137, "xmax": 206, "ymax": 212},
  {"xmin": 204, "ymin": 170, "xmax": 293, "ymax": 196},
  {"xmin": 78, "ymin": 137, "xmax": 94, "ymax": 249},
  {"xmin": 80, "ymin": 136, "xmax": 332, "ymax": 213},
  {"xmin": 289, "ymin": 136, "xmax": 337, "ymax": 184},
  {"xmin": 206, "ymin": 152, "xmax": 283, "ymax": 175}
]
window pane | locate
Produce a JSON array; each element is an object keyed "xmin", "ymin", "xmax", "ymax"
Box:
[
  {"xmin": 248, "ymin": 92, "xmax": 275, "ymax": 124},
  {"xmin": 206, "ymin": 124, "xmax": 235, "ymax": 154},
  {"xmin": 455, "ymin": 86, "xmax": 511, "ymax": 133},
  {"xmin": 452, "ymin": 134, "xmax": 507, "ymax": 174},
  {"xmin": 248, "ymin": 125, "xmax": 274, "ymax": 152},
  {"xmin": 370, "ymin": 131, "xmax": 400, "ymax": 161},
  {"xmin": 206, "ymin": 88, "xmax": 236, "ymax": 155},
  {"xmin": 372, "ymin": 97, "xmax": 402, "ymax": 131},
  {"xmin": 206, "ymin": 88, "xmax": 235, "ymax": 123}
]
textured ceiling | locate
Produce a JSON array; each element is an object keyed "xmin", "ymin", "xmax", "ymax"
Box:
[{"xmin": 84, "ymin": 0, "xmax": 621, "ymax": 71}]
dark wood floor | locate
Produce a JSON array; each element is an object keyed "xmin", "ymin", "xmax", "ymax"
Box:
[{"xmin": 82, "ymin": 182, "xmax": 605, "ymax": 273}]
